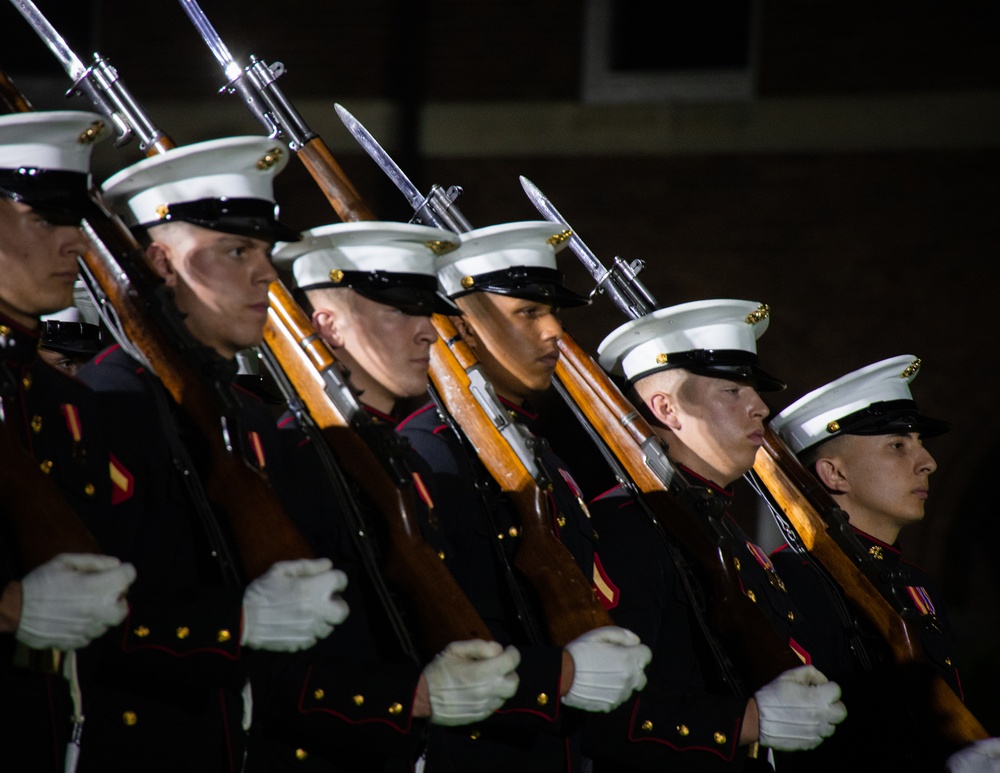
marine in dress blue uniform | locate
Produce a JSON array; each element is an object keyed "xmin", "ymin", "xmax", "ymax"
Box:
[
  {"xmin": 75, "ymin": 136, "xmax": 349, "ymax": 772},
  {"xmin": 582, "ymin": 299, "xmax": 848, "ymax": 771},
  {"xmin": 0, "ymin": 111, "xmax": 135, "ymax": 773},
  {"xmin": 767, "ymin": 355, "xmax": 981, "ymax": 771}
]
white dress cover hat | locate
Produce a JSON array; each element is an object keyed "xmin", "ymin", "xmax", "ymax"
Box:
[
  {"xmin": 273, "ymin": 221, "xmax": 460, "ymax": 315},
  {"xmin": 770, "ymin": 355, "xmax": 949, "ymax": 455},
  {"xmin": 597, "ymin": 298, "xmax": 784, "ymax": 391}
]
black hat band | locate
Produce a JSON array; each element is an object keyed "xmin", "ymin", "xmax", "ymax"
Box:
[
  {"xmin": 0, "ymin": 168, "xmax": 92, "ymax": 223},
  {"xmin": 300, "ymin": 270, "xmax": 457, "ymax": 316},
  {"xmin": 453, "ymin": 266, "xmax": 590, "ymax": 308},
  {"xmin": 630, "ymin": 348, "xmax": 786, "ymax": 392},
  {"xmin": 827, "ymin": 398, "xmax": 950, "ymax": 439},
  {"xmin": 139, "ymin": 196, "xmax": 300, "ymax": 242}
]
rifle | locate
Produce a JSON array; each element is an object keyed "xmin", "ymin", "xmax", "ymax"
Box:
[
  {"xmin": 178, "ymin": 1, "xmax": 609, "ymax": 646},
  {"xmin": 521, "ymin": 177, "xmax": 989, "ymax": 740},
  {"xmin": 1, "ymin": 22, "xmax": 312, "ymax": 582}
]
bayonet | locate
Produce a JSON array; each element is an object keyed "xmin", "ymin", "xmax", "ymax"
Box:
[
  {"xmin": 334, "ymin": 103, "xmax": 471, "ymax": 233},
  {"xmin": 10, "ymin": 0, "xmax": 168, "ymax": 152},
  {"xmin": 519, "ymin": 175, "xmax": 658, "ymax": 320}
]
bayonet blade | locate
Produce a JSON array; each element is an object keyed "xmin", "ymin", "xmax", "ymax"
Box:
[
  {"xmin": 334, "ymin": 103, "xmax": 425, "ymax": 212},
  {"xmin": 177, "ymin": 0, "xmax": 243, "ymax": 84},
  {"xmin": 11, "ymin": 0, "xmax": 87, "ymax": 82}
]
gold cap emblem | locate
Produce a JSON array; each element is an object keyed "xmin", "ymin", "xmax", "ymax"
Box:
[
  {"xmin": 656, "ymin": 353, "xmax": 669, "ymax": 365},
  {"xmin": 547, "ymin": 228, "xmax": 572, "ymax": 247},
  {"xmin": 78, "ymin": 120, "xmax": 106, "ymax": 144},
  {"xmin": 426, "ymin": 239, "xmax": 459, "ymax": 256},
  {"xmin": 256, "ymin": 147, "xmax": 283, "ymax": 170},
  {"xmin": 155, "ymin": 204, "xmax": 170, "ymax": 219},
  {"xmin": 329, "ymin": 269, "xmax": 345, "ymax": 283},
  {"xmin": 745, "ymin": 303, "xmax": 770, "ymax": 325},
  {"xmin": 461, "ymin": 275, "xmax": 475, "ymax": 289},
  {"xmin": 900, "ymin": 358, "xmax": 921, "ymax": 378}
]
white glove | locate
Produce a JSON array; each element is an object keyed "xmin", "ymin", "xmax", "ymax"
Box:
[
  {"xmin": 754, "ymin": 665, "xmax": 847, "ymax": 751},
  {"xmin": 17, "ymin": 553, "xmax": 135, "ymax": 650},
  {"xmin": 241, "ymin": 558, "xmax": 349, "ymax": 652},
  {"xmin": 423, "ymin": 639, "xmax": 520, "ymax": 726},
  {"xmin": 562, "ymin": 626, "xmax": 652, "ymax": 712},
  {"xmin": 947, "ymin": 738, "xmax": 1000, "ymax": 773}
]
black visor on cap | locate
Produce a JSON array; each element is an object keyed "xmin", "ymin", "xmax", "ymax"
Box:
[
  {"xmin": 632, "ymin": 348, "xmax": 786, "ymax": 392},
  {"xmin": 41, "ymin": 321, "xmax": 105, "ymax": 357},
  {"xmin": 141, "ymin": 197, "xmax": 301, "ymax": 243},
  {"xmin": 0, "ymin": 168, "xmax": 91, "ymax": 224},
  {"xmin": 454, "ymin": 266, "xmax": 590, "ymax": 308},
  {"xmin": 301, "ymin": 270, "xmax": 458, "ymax": 316},
  {"xmin": 830, "ymin": 398, "xmax": 950, "ymax": 439}
]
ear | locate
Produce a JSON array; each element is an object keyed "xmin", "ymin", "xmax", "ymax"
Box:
[
  {"xmin": 146, "ymin": 242, "xmax": 177, "ymax": 287},
  {"xmin": 814, "ymin": 456, "xmax": 850, "ymax": 494},
  {"xmin": 452, "ymin": 314, "xmax": 480, "ymax": 352},
  {"xmin": 648, "ymin": 390, "xmax": 682, "ymax": 432},
  {"xmin": 312, "ymin": 308, "xmax": 345, "ymax": 349}
]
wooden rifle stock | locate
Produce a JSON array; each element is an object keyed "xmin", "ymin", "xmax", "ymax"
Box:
[
  {"xmin": 753, "ymin": 428, "xmax": 989, "ymax": 743},
  {"xmin": 295, "ymin": 138, "xmax": 375, "ymax": 222},
  {"xmin": 263, "ymin": 282, "xmax": 492, "ymax": 653},
  {"xmin": 554, "ymin": 335, "xmax": 803, "ymax": 687},
  {"xmin": 430, "ymin": 316, "xmax": 613, "ymax": 646}
]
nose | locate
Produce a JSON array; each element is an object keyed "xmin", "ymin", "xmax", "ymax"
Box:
[
  {"xmin": 749, "ymin": 390, "xmax": 769, "ymax": 420},
  {"xmin": 254, "ymin": 252, "xmax": 278, "ymax": 284},
  {"xmin": 916, "ymin": 443, "xmax": 937, "ymax": 475},
  {"xmin": 414, "ymin": 315, "xmax": 437, "ymax": 344},
  {"xmin": 61, "ymin": 225, "xmax": 89, "ymax": 259},
  {"xmin": 539, "ymin": 311, "xmax": 563, "ymax": 342}
]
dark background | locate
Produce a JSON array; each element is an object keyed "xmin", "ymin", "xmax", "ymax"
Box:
[{"xmin": 3, "ymin": 0, "xmax": 998, "ymax": 728}]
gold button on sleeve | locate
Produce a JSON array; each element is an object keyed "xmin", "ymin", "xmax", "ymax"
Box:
[
  {"xmin": 353, "ymin": 694, "xmax": 364, "ymax": 706},
  {"xmin": 30, "ymin": 415, "xmax": 42, "ymax": 433},
  {"xmin": 714, "ymin": 731, "xmax": 727, "ymax": 744},
  {"xmin": 39, "ymin": 460, "xmax": 53, "ymax": 474},
  {"xmin": 388, "ymin": 702, "xmax": 403, "ymax": 715},
  {"xmin": 676, "ymin": 724, "xmax": 690, "ymax": 736},
  {"xmin": 536, "ymin": 693, "xmax": 549, "ymax": 706},
  {"xmin": 134, "ymin": 626, "xmax": 150, "ymax": 638},
  {"xmin": 313, "ymin": 689, "xmax": 325, "ymax": 700},
  {"xmin": 745, "ymin": 589, "xmax": 756, "ymax": 603},
  {"xmin": 295, "ymin": 748, "xmax": 308, "ymax": 761},
  {"xmin": 508, "ymin": 527, "xmax": 518, "ymax": 538},
  {"xmin": 122, "ymin": 711, "xmax": 138, "ymax": 726},
  {"xmin": 217, "ymin": 629, "xmax": 231, "ymax": 643},
  {"xmin": 641, "ymin": 720, "xmax": 653, "ymax": 732},
  {"xmin": 176, "ymin": 626, "xmax": 190, "ymax": 639}
]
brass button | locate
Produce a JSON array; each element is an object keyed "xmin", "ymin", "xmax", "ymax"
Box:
[
  {"xmin": 497, "ymin": 532, "xmax": 504, "ymax": 540},
  {"xmin": 508, "ymin": 527, "xmax": 518, "ymax": 538},
  {"xmin": 176, "ymin": 626, "xmax": 190, "ymax": 639},
  {"xmin": 39, "ymin": 460, "xmax": 53, "ymax": 474},
  {"xmin": 328, "ymin": 269, "xmax": 344, "ymax": 284},
  {"xmin": 0, "ymin": 325, "xmax": 9, "ymax": 336},
  {"xmin": 84, "ymin": 483, "xmax": 95, "ymax": 497},
  {"xmin": 557, "ymin": 516, "xmax": 567, "ymax": 528},
  {"xmin": 677, "ymin": 724, "xmax": 690, "ymax": 737},
  {"xmin": 30, "ymin": 415, "xmax": 42, "ymax": 433},
  {"xmin": 714, "ymin": 731, "xmax": 727, "ymax": 744},
  {"xmin": 353, "ymin": 694, "xmax": 364, "ymax": 706},
  {"xmin": 388, "ymin": 702, "xmax": 403, "ymax": 715},
  {"xmin": 122, "ymin": 711, "xmax": 138, "ymax": 726},
  {"xmin": 945, "ymin": 657, "xmax": 952, "ymax": 667},
  {"xmin": 295, "ymin": 748, "xmax": 308, "ymax": 761},
  {"xmin": 22, "ymin": 374, "xmax": 32, "ymax": 390},
  {"xmin": 313, "ymin": 689, "xmax": 325, "ymax": 700},
  {"xmin": 787, "ymin": 611, "xmax": 795, "ymax": 623},
  {"xmin": 656, "ymin": 353, "xmax": 668, "ymax": 365},
  {"xmin": 217, "ymin": 629, "xmax": 231, "ymax": 643},
  {"xmin": 155, "ymin": 204, "xmax": 170, "ymax": 219},
  {"xmin": 536, "ymin": 693, "xmax": 548, "ymax": 706},
  {"xmin": 745, "ymin": 589, "xmax": 756, "ymax": 603},
  {"xmin": 461, "ymin": 276, "xmax": 475, "ymax": 289},
  {"xmin": 437, "ymin": 551, "xmax": 446, "ymax": 560},
  {"xmin": 134, "ymin": 626, "xmax": 150, "ymax": 638},
  {"xmin": 641, "ymin": 720, "xmax": 653, "ymax": 732},
  {"xmin": 469, "ymin": 730, "xmax": 481, "ymax": 740},
  {"xmin": 733, "ymin": 557, "xmax": 741, "ymax": 571}
]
